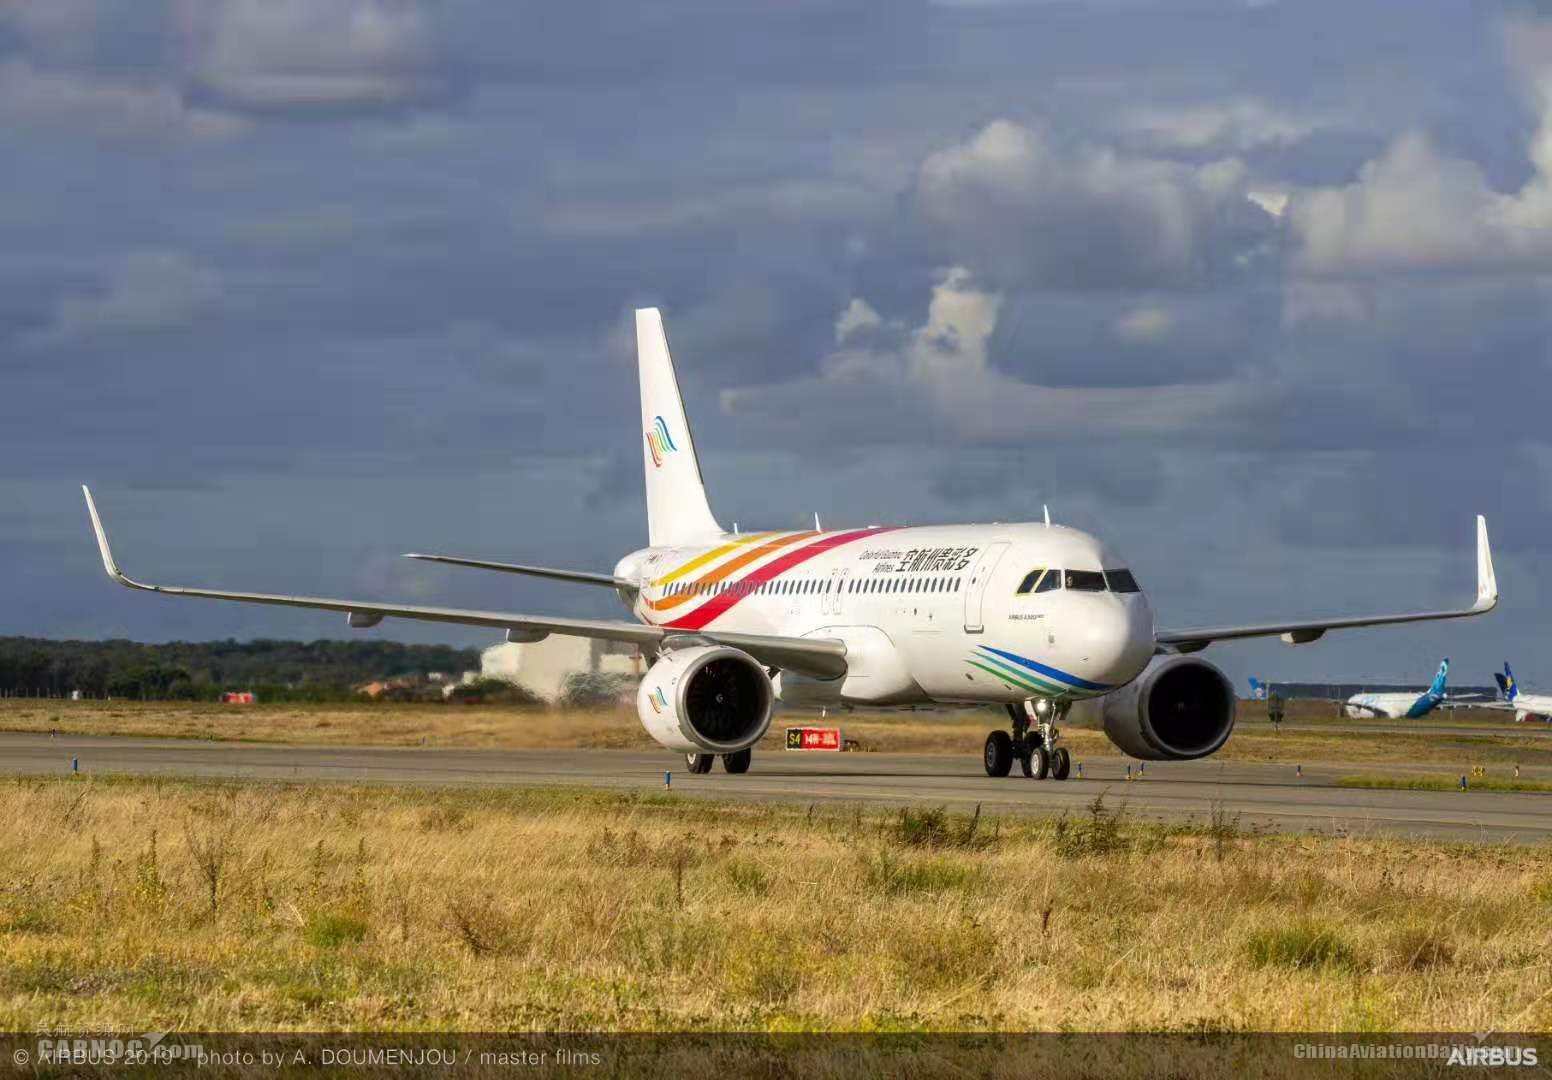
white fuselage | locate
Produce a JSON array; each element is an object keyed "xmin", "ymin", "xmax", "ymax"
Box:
[
  {"xmin": 1507, "ymin": 694, "xmax": 1552, "ymax": 721},
  {"xmin": 1344, "ymin": 692, "xmax": 1433, "ymax": 720},
  {"xmin": 614, "ymin": 522, "xmax": 1156, "ymax": 708}
]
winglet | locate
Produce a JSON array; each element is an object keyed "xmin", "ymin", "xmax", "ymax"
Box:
[
  {"xmin": 82, "ymin": 485, "xmax": 127, "ymax": 584},
  {"xmin": 82, "ymin": 485, "xmax": 153, "ymax": 591},
  {"xmin": 1476, "ymin": 514, "xmax": 1497, "ymax": 611}
]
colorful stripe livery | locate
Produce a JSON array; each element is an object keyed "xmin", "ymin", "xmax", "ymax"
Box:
[
  {"xmin": 645, "ymin": 415, "xmax": 678, "ymax": 467},
  {"xmin": 659, "ymin": 526, "xmax": 901, "ymax": 631},
  {"xmin": 964, "ymin": 644, "xmax": 1113, "ymax": 698},
  {"xmin": 651, "ymin": 532, "xmax": 777, "ymax": 587},
  {"xmin": 648, "ymin": 686, "xmax": 668, "ymax": 713},
  {"xmin": 644, "ymin": 531, "xmax": 818, "ymax": 611}
]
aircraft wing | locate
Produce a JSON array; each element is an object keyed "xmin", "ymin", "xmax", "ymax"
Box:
[
  {"xmin": 82, "ymin": 487, "xmax": 846, "ymax": 680},
  {"xmin": 402, "ymin": 552, "xmax": 630, "ymax": 589},
  {"xmin": 1156, "ymin": 515, "xmax": 1497, "ymax": 654}
]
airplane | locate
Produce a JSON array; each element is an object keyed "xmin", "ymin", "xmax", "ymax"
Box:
[
  {"xmin": 1488, "ymin": 663, "xmax": 1552, "ymax": 722},
  {"xmin": 1344, "ymin": 658, "xmax": 1451, "ymax": 719},
  {"xmin": 82, "ymin": 307, "xmax": 1501, "ymax": 780},
  {"xmin": 1247, "ymin": 677, "xmax": 1268, "ymax": 700}
]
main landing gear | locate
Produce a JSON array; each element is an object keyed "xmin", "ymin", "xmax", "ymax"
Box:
[
  {"xmin": 684, "ymin": 750, "xmax": 752, "ymax": 775},
  {"xmin": 984, "ymin": 699, "xmax": 1072, "ymax": 780}
]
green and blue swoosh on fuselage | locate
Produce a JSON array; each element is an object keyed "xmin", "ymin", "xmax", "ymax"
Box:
[{"xmin": 964, "ymin": 644, "xmax": 1113, "ymax": 699}]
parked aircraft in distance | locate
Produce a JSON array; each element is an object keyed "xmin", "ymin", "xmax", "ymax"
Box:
[
  {"xmin": 82, "ymin": 308, "xmax": 1500, "ymax": 778},
  {"xmin": 1248, "ymin": 677, "xmax": 1268, "ymax": 700},
  {"xmin": 1344, "ymin": 659, "xmax": 1453, "ymax": 719},
  {"xmin": 1486, "ymin": 662, "xmax": 1552, "ymax": 722}
]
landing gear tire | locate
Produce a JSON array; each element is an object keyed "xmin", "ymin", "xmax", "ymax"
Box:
[
  {"xmin": 984, "ymin": 731, "xmax": 1013, "ymax": 777},
  {"xmin": 1050, "ymin": 747, "xmax": 1071, "ymax": 781},
  {"xmin": 685, "ymin": 753, "xmax": 714, "ymax": 775},
  {"xmin": 1027, "ymin": 745, "xmax": 1050, "ymax": 780},
  {"xmin": 721, "ymin": 748, "xmax": 752, "ymax": 774}
]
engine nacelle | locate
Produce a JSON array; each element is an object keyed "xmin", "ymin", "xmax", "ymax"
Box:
[
  {"xmin": 1100, "ymin": 654, "xmax": 1235, "ymax": 761},
  {"xmin": 636, "ymin": 645, "xmax": 774, "ymax": 754}
]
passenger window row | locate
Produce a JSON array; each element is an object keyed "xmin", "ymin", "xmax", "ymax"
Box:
[{"xmin": 661, "ymin": 575, "xmax": 967, "ymax": 597}]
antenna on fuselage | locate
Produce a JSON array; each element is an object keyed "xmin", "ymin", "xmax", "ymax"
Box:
[
  {"xmin": 814, "ymin": 512, "xmax": 822, "ymax": 531},
  {"xmin": 1043, "ymin": 504, "xmax": 1051, "ymax": 527},
  {"xmin": 733, "ymin": 522, "xmax": 740, "ymax": 535}
]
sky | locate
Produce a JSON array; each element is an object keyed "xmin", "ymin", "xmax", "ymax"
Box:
[{"xmin": 3, "ymin": 0, "xmax": 1549, "ymax": 690}]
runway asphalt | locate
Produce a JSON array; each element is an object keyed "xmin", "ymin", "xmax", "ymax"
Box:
[{"xmin": 3, "ymin": 731, "xmax": 1550, "ymax": 842}]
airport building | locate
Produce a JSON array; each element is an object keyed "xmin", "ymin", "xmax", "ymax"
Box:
[{"xmin": 479, "ymin": 637, "xmax": 642, "ymax": 704}]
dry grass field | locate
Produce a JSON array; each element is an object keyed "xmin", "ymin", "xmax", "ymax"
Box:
[
  {"xmin": 5, "ymin": 698, "xmax": 1552, "ymax": 772},
  {"xmin": 2, "ymin": 775, "xmax": 1551, "ymax": 1033}
]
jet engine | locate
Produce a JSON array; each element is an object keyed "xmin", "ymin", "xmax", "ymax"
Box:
[
  {"xmin": 637, "ymin": 645, "xmax": 775, "ymax": 754},
  {"xmin": 1100, "ymin": 654, "xmax": 1235, "ymax": 760}
]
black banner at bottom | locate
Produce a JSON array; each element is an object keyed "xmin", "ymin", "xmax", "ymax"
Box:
[{"xmin": 6, "ymin": 1032, "xmax": 1547, "ymax": 1078}]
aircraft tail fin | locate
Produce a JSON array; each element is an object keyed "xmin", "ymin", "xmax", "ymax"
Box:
[
  {"xmin": 1428, "ymin": 658, "xmax": 1449, "ymax": 698},
  {"xmin": 1248, "ymin": 677, "xmax": 1265, "ymax": 699},
  {"xmin": 636, "ymin": 308, "xmax": 723, "ymax": 548},
  {"xmin": 1503, "ymin": 662, "xmax": 1519, "ymax": 702}
]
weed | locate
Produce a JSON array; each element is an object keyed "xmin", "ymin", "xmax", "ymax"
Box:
[
  {"xmin": 1051, "ymin": 794, "xmax": 1126, "ymax": 858},
  {"xmin": 1386, "ymin": 924, "xmax": 1456, "ymax": 971},
  {"xmin": 184, "ymin": 818, "xmax": 232, "ymax": 918},
  {"xmin": 1208, "ymin": 801, "xmax": 1241, "ymax": 862},
  {"xmin": 446, "ymin": 893, "xmax": 515, "ymax": 957},
  {"xmin": 891, "ymin": 804, "xmax": 994, "ymax": 850},
  {"xmin": 724, "ymin": 858, "xmax": 769, "ymax": 895},
  {"xmin": 303, "ymin": 910, "xmax": 368, "ymax": 950},
  {"xmin": 133, "ymin": 829, "xmax": 168, "ymax": 911},
  {"xmin": 1245, "ymin": 922, "xmax": 1361, "ymax": 972},
  {"xmin": 862, "ymin": 850, "xmax": 976, "ymax": 896}
]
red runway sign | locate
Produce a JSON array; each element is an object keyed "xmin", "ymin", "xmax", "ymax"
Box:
[{"xmin": 785, "ymin": 726, "xmax": 842, "ymax": 751}]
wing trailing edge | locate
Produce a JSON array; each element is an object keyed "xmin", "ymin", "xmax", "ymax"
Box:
[
  {"xmin": 82, "ymin": 487, "xmax": 845, "ymax": 680},
  {"xmin": 1156, "ymin": 515, "xmax": 1497, "ymax": 653}
]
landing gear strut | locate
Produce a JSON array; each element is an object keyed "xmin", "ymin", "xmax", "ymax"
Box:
[{"xmin": 983, "ymin": 699, "xmax": 1072, "ymax": 780}]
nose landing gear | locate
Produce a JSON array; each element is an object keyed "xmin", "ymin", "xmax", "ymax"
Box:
[{"xmin": 983, "ymin": 699, "xmax": 1072, "ymax": 780}]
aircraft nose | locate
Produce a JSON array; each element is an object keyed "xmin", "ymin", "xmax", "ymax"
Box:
[{"xmin": 1076, "ymin": 596, "xmax": 1154, "ymax": 687}]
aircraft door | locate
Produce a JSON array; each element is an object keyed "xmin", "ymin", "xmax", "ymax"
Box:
[{"xmin": 962, "ymin": 541, "xmax": 1010, "ymax": 633}]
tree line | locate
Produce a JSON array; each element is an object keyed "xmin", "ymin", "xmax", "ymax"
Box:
[{"xmin": 0, "ymin": 637, "xmax": 481, "ymax": 702}]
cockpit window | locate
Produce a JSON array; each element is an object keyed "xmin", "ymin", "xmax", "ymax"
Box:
[
  {"xmin": 1064, "ymin": 569, "xmax": 1106, "ymax": 592},
  {"xmin": 1105, "ymin": 568, "xmax": 1141, "ymax": 593},
  {"xmin": 1017, "ymin": 568, "xmax": 1063, "ymax": 594}
]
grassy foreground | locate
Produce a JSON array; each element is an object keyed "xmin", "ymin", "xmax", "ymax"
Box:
[
  {"xmin": 5, "ymin": 698, "xmax": 1550, "ymax": 770},
  {"xmin": 3, "ymin": 775, "xmax": 1551, "ymax": 1032}
]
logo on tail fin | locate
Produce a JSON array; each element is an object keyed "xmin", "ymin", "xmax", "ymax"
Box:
[
  {"xmin": 645, "ymin": 415, "xmax": 678, "ymax": 468},
  {"xmin": 1428, "ymin": 658, "xmax": 1449, "ymax": 698},
  {"xmin": 1502, "ymin": 663, "xmax": 1519, "ymax": 702},
  {"xmin": 1248, "ymin": 677, "xmax": 1266, "ymax": 700}
]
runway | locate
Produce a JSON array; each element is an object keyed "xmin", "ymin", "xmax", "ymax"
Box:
[{"xmin": 3, "ymin": 731, "xmax": 1550, "ymax": 843}]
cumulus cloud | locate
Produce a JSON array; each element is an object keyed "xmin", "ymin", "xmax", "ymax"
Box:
[
  {"xmin": 722, "ymin": 268, "xmax": 1258, "ymax": 447},
  {"xmin": 1288, "ymin": 84, "xmax": 1552, "ymax": 273},
  {"xmin": 834, "ymin": 298, "xmax": 883, "ymax": 344},
  {"xmin": 25, "ymin": 252, "xmax": 218, "ymax": 347},
  {"xmin": 1122, "ymin": 98, "xmax": 1314, "ymax": 153},
  {"xmin": 175, "ymin": 0, "xmax": 442, "ymax": 111},
  {"xmin": 914, "ymin": 119, "xmax": 1276, "ymax": 289}
]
